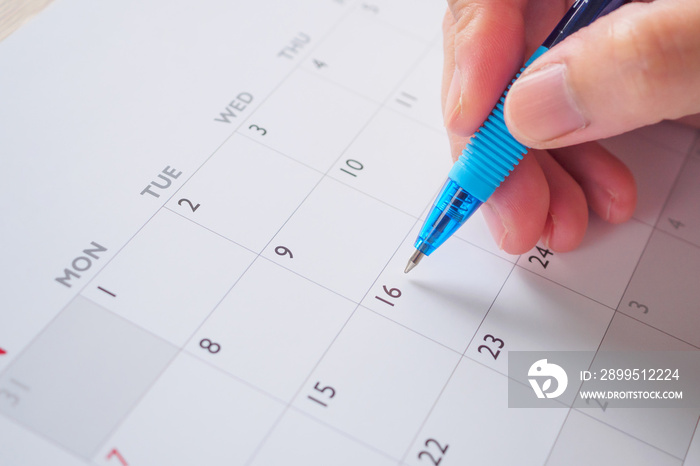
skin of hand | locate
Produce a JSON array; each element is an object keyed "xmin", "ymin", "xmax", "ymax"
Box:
[{"xmin": 443, "ymin": 0, "xmax": 700, "ymax": 254}]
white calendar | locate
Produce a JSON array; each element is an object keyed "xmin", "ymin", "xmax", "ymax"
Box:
[{"xmin": 1, "ymin": 1, "xmax": 699, "ymax": 465}]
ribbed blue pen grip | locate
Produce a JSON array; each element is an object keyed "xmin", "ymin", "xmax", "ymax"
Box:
[{"xmin": 448, "ymin": 45, "xmax": 548, "ymax": 201}]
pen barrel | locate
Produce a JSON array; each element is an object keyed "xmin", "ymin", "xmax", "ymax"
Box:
[
  {"xmin": 448, "ymin": 46, "xmax": 548, "ymax": 201},
  {"xmin": 543, "ymin": 0, "xmax": 628, "ymax": 49}
]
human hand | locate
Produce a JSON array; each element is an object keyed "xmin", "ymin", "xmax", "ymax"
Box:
[{"xmin": 442, "ymin": 0, "xmax": 700, "ymax": 254}]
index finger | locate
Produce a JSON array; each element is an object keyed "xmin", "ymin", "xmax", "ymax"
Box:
[{"xmin": 443, "ymin": 0, "xmax": 570, "ymax": 136}]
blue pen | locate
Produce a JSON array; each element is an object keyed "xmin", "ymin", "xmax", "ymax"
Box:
[{"xmin": 405, "ymin": 0, "xmax": 629, "ymax": 273}]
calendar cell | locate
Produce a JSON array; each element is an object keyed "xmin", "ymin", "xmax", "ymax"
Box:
[
  {"xmin": 625, "ymin": 120, "xmax": 698, "ymax": 156},
  {"xmin": 0, "ymin": 416, "xmax": 87, "ymax": 466},
  {"xmin": 302, "ymin": 9, "xmax": 426, "ymax": 103},
  {"xmin": 599, "ymin": 132, "xmax": 685, "ymax": 226},
  {"xmin": 82, "ymin": 209, "xmax": 255, "ymax": 346},
  {"xmin": 619, "ymin": 230, "xmax": 700, "ymax": 347},
  {"xmin": 584, "ymin": 313, "xmax": 700, "ymax": 458},
  {"xmin": 95, "ymin": 352, "xmax": 283, "ymax": 466},
  {"xmin": 330, "ymin": 108, "xmax": 451, "ymax": 217},
  {"xmin": 251, "ymin": 410, "xmax": 396, "ymax": 466},
  {"xmin": 547, "ymin": 410, "xmax": 681, "ymax": 466},
  {"xmin": 292, "ymin": 307, "xmax": 459, "ymax": 458},
  {"xmin": 465, "ymin": 268, "xmax": 613, "ymax": 375},
  {"xmin": 241, "ymin": 70, "xmax": 377, "ymax": 173},
  {"xmin": 359, "ymin": 0, "xmax": 445, "ymax": 42},
  {"xmin": 405, "ymin": 357, "xmax": 567, "ymax": 466},
  {"xmin": 165, "ymin": 134, "xmax": 320, "ymax": 252},
  {"xmin": 186, "ymin": 259, "xmax": 355, "ymax": 402},
  {"xmin": 517, "ymin": 215, "xmax": 652, "ymax": 308},
  {"xmin": 263, "ymin": 177, "xmax": 415, "ymax": 302},
  {"xmin": 658, "ymin": 157, "xmax": 700, "ymax": 247},
  {"xmin": 685, "ymin": 424, "xmax": 700, "ymax": 466},
  {"xmin": 0, "ymin": 296, "xmax": 176, "ymax": 458},
  {"xmin": 362, "ymin": 224, "xmax": 512, "ymax": 353},
  {"xmin": 387, "ymin": 44, "xmax": 444, "ymax": 131}
]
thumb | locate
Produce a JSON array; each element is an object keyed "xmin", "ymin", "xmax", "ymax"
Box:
[{"xmin": 504, "ymin": 0, "xmax": 700, "ymax": 149}]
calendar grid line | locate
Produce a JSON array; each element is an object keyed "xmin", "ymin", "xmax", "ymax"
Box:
[
  {"xmin": 614, "ymin": 311, "xmax": 700, "ymax": 351},
  {"xmin": 393, "ymin": 333, "xmax": 689, "ymax": 465},
  {"xmin": 159, "ymin": 6, "xmax": 422, "ymax": 451},
  {"xmin": 651, "ymin": 132, "xmax": 699, "ymax": 233},
  {"xmin": 242, "ymin": 12, "xmax": 446, "ymax": 465},
  {"xmin": 288, "ymin": 405, "xmax": 404, "ymax": 463},
  {"xmin": 0, "ymin": 200, "xmax": 169, "ymax": 381},
  {"xmin": 295, "ymin": 63, "xmax": 448, "ymax": 140},
  {"xmin": 295, "ymin": 65, "xmax": 384, "ymax": 107},
  {"xmin": 84, "ymin": 357, "xmax": 181, "ymax": 461},
  {"xmin": 74, "ymin": 292, "xmax": 327, "ymax": 412},
  {"xmin": 0, "ymin": 0, "xmax": 356, "ymax": 389},
  {"xmin": 255, "ymin": 255, "xmax": 361, "ymax": 304},
  {"xmin": 465, "ymin": 352, "xmax": 570, "ymax": 408},
  {"xmin": 76, "ymin": 227, "xmax": 277, "ymax": 461},
  {"xmin": 656, "ymin": 223, "xmax": 700, "ymax": 251},
  {"xmin": 449, "ymin": 335, "xmax": 689, "ymax": 464},
  {"xmin": 635, "ymin": 125, "xmax": 699, "ymax": 158},
  {"xmin": 167, "ymin": 1, "xmax": 443, "ymax": 436},
  {"xmin": 359, "ymin": 304, "xmax": 466, "ymax": 356},
  {"xmin": 692, "ymin": 131, "xmax": 700, "ymax": 158},
  {"xmin": 450, "ymin": 233, "xmax": 520, "ymax": 263},
  {"xmin": 244, "ymin": 212, "xmax": 425, "ymax": 466},
  {"xmin": 0, "ymin": 406, "xmax": 93, "ymax": 464},
  {"xmin": 510, "ymin": 264, "xmax": 624, "ymax": 319},
  {"xmin": 397, "ymin": 260, "xmax": 519, "ymax": 464},
  {"xmin": 382, "ymin": 100, "xmax": 446, "ymax": 137},
  {"xmin": 82, "ymin": 268, "xmax": 462, "ymax": 466},
  {"xmin": 411, "ymin": 364, "xmax": 468, "ymax": 466},
  {"xmin": 68, "ymin": 296, "xmax": 299, "ymax": 463},
  {"xmin": 327, "ymin": 175, "xmax": 430, "ymax": 219},
  {"xmin": 459, "ymin": 267, "xmax": 518, "ymax": 359},
  {"xmin": 567, "ymin": 408, "xmax": 686, "ymax": 462},
  {"xmin": 236, "ymin": 130, "xmax": 328, "ymax": 175},
  {"xmin": 542, "ymin": 129, "xmax": 700, "ymax": 463},
  {"xmin": 236, "ymin": 127, "xmax": 437, "ymax": 222},
  {"xmin": 502, "ymin": 230, "xmax": 700, "ymax": 347},
  {"xmin": 395, "ymin": 360, "xmax": 462, "ymax": 466},
  {"xmin": 163, "ymin": 205, "xmax": 261, "ymax": 255},
  {"xmin": 367, "ymin": 10, "xmax": 441, "ymax": 45},
  {"xmin": 158, "ymin": 4, "xmax": 364, "ymax": 220},
  {"xmin": 541, "ymin": 297, "xmax": 618, "ymax": 464},
  {"xmin": 621, "ymin": 129, "xmax": 698, "ymax": 230},
  {"xmin": 612, "ymin": 128, "xmax": 699, "ymax": 316},
  {"xmin": 73, "ymin": 15, "xmax": 446, "ymax": 434},
  {"xmin": 242, "ymin": 50, "xmax": 445, "ymax": 450},
  {"xmin": 682, "ymin": 417, "xmax": 700, "ymax": 462},
  {"xmin": 72, "ymin": 4, "xmax": 370, "ymax": 462}
]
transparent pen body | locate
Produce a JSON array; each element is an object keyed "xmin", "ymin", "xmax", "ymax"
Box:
[{"xmin": 414, "ymin": 179, "xmax": 483, "ymax": 256}]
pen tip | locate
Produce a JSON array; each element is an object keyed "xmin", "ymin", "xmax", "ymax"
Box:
[{"xmin": 404, "ymin": 250, "xmax": 425, "ymax": 274}]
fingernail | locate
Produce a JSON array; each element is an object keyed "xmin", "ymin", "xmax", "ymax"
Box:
[
  {"xmin": 444, "ymin": 68, "xmax": 462, "ymax": 123},
  {"xmin": 506, "ymin": 64, "xmax": 587, "ymax": 142}
]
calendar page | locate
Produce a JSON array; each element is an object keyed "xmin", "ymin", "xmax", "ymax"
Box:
[{"xmin": 1, "ymin": 1, "xmax": 699, "ymax": 465}]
